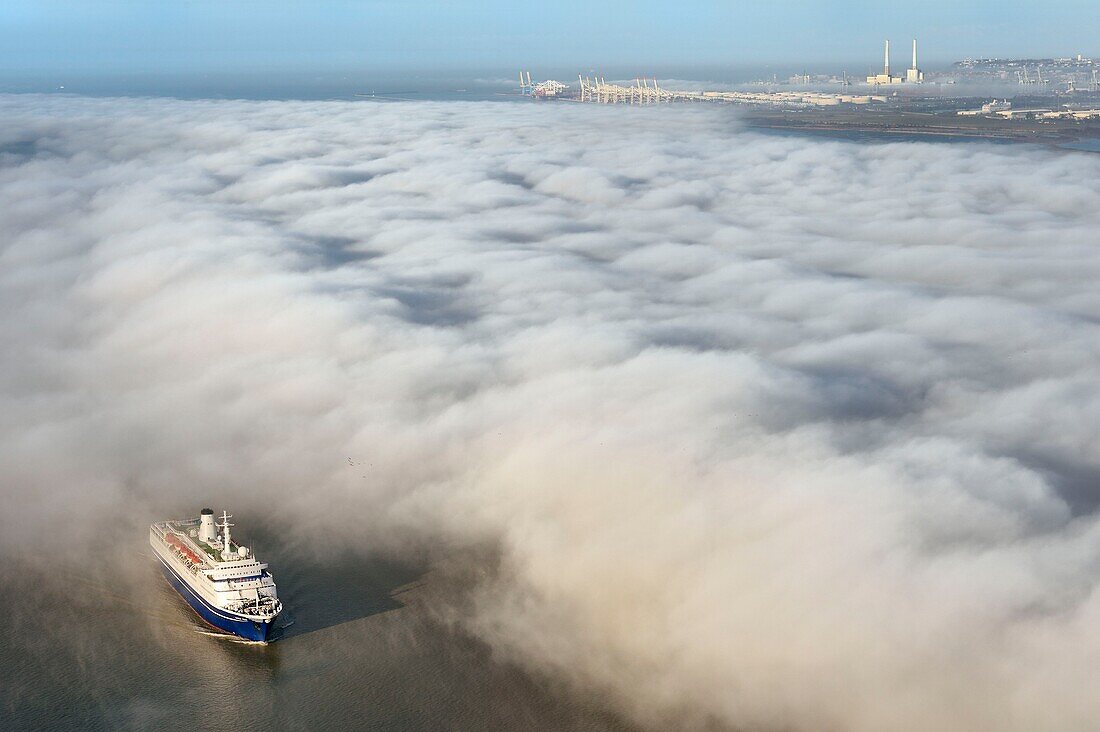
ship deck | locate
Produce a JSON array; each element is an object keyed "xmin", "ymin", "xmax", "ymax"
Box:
[{"xmin": 159, "ymin": 519, "xmax": 245, "ymax": 566}]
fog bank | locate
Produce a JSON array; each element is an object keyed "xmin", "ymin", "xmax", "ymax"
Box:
[{"xmin": 2, "ymin": 95, "xmax": 1100, "ymax": 731}]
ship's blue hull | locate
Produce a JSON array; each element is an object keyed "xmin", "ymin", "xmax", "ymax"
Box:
[{"xmin": 157, "ymin": 555, "xmax": 276, "ymax": 642}]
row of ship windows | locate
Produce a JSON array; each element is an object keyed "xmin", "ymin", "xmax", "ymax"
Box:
[{"xmin": 207, "ymin": 573, "xmax": 267, "ymax": 583}]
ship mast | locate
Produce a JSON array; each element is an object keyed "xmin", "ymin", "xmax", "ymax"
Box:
[{"xmin": 218, "ymin": 511, "xmax": 234, "ymax": 559}]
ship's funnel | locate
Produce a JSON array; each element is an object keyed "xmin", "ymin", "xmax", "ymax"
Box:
[{"xmin": 199, "ymin": 508, "xmax": 217, "ymax": 543}]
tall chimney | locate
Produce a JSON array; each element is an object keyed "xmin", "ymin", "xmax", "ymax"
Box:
[
  {"xmin": 912, "ymin": 39, "xmax": 918, "ymax": 70},
  {"xmin": 884, "ymin": 39, "xmax": 890, "ymax": 76}
]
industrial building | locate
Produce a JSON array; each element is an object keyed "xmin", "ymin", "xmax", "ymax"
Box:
[
  {"xmin": 867, "ymin": 39, "xmax": 922, "ymax": 85},
  {"xmin": 957, "ymin": 99, "xmax": 1013, "ymax": 116},
  {"xmin": 867, "ymin": 40, "xmax": 903, "ymax": 85},
  {"xmin": 907, "ymin": 40, "xmax": 925, "ymax": 83}
]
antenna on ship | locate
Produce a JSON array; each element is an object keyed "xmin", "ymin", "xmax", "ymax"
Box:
[{"xmin": 217, "ymin": 511, "xmax": 234, "ymax": 559}]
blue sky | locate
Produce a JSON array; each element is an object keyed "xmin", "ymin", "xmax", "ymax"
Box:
[{"xmin": 2, "ymin": 1, "xmax": 1098, "ymax": 75}]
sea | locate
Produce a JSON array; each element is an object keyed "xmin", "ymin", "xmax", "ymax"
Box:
[{"xmin": 0, "ymin": 529, "xmax": 635, "ymax": 731}]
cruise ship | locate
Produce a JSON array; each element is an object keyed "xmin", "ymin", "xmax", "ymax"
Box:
[{"xmin": 150, "ymin": 509, "xmax": 282, "ymax": 642}]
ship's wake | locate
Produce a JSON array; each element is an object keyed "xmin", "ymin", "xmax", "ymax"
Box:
[{"xmin": 192, "ymin": 628, "xmax": 269, "ymax": 645}]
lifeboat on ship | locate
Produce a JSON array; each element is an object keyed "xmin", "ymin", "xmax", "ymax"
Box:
[{"xmin": 165, "ymin": 533, "xmax": 203, "ymax": 565}]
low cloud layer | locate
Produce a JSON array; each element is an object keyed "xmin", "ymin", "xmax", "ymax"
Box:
[{"xmin": 2, "ymin": 95, "xmax": 1100, "ymax": 731}]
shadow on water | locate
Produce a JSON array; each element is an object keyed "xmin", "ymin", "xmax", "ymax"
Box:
[
  {"xmin": 269, "ymin": 550, "xmax": 423, "ymax": 641},
  {"xmin": 208, "ymin": 523, "xmax": 427, "ymax": 642}
]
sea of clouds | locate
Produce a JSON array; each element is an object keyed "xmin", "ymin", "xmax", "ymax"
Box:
[{"xmin": 2, "ymin": 94, "xmax": 1100, "ymax": 731}]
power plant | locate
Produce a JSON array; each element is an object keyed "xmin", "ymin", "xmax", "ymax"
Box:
[
  {"xmin": 867, "ymin": 40, "xmax": 901, "ymax": 84},
  {"xmin": 868, "ymin": 39, "xmax": 922, "ymax": 85},
  {"xmin": 907, "ymin": 40, "xmax": 925, "ymax": 83}
]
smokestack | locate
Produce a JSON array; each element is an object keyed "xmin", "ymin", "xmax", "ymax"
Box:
[
  {"xmin": 884, "ymin": 39, "xmax": 890, "ymax": 76},
  {"xmin": 199, "ymin": 508, "xmax": 217, "ymax": 542},
  {"xmin": 912, "ymin": 39, "xmax": 918, "ymax": 70}
]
